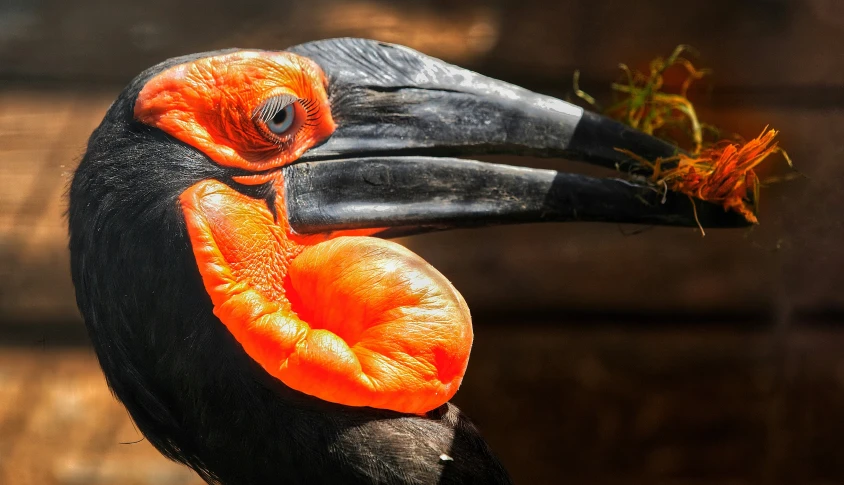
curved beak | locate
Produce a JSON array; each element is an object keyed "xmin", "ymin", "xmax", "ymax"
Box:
[{"xmin": 283, "ymin": 38, "xmax": 748, "ymax": 236}]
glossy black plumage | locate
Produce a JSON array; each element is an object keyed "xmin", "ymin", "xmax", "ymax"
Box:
[{"xmin": 68, "ymin": 48, "xmax": 510, "ymax": 484}]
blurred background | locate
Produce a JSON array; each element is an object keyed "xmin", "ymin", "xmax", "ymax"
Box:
[{"xmin": 0, "ymin": 0, "xmax": 842, "ymax": 483}]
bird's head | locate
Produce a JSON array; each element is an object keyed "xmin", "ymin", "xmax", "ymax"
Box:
[
  {"xmin": 129, "ymin": 37, "xmax": 748, "ymax": 234},
  {"xmin": 69, "ymin": 38, "xmax": 746, "ymax": 483}
]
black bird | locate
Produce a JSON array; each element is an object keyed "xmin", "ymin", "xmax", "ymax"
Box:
[{"xmin": 68, "ymin": 38, "xmax": 745, "ymax": 484}]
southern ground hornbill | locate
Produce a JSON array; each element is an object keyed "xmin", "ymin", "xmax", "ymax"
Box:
[{"xmin": 68, "ymin": 38, "xmax": 745, "ymax": 484}]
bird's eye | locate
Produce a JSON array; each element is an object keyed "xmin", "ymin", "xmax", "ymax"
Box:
[
  {"xmin": 254, "ymin": 94, "xmax": 302, "ymax": 141},
  {"xmin": 267, "ymin": 104, "xmax": 296, "ymax": 135}
]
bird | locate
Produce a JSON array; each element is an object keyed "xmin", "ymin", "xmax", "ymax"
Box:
[{"xmin": 68, "ymin": 38, "xmax": 746, "ymax": 484}]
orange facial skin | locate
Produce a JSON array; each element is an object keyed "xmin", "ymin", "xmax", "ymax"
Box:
[
  {"xmin": 136, "ymin": 51, "xmax": 336, "ymax": 172},
  {"xmin": 140, "ymin": 52, "xmax": 473, "ymax": 414}
]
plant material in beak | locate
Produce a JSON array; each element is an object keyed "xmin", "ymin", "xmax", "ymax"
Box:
[{"xmin": 574, "ymin": 45, "xmax": 795, "ymax": 231}]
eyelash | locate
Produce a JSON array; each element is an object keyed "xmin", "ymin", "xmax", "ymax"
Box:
[{"xmin": 298, "ymin": 98, "xmax": 323, "ymax": 128}]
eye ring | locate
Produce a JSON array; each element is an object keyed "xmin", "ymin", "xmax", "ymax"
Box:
[{"xmin": 254, "ymin": 94, "xmax": 304, "ymax": 142}]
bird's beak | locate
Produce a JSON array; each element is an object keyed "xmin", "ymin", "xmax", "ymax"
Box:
[{"xmin": 283, "ymin": 38, "xmax": 748, "ymax": 236}]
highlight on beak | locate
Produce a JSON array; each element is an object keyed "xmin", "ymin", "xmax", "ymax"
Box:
[{"xmin": 278, "ymin": 38, "xmax": 750, "ymax": 236}]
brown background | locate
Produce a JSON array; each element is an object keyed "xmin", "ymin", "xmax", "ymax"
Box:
[{"xmin": 1, "ymin": 0, "xmax": 842, "ymax": 483}]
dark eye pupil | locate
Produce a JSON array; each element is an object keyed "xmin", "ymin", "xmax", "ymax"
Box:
[{"xmin": 272, "ymin": 109, "xmax": 287, "ymax": 125}]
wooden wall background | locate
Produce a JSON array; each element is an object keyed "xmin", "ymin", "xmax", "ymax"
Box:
[{"xmin": 0, "ymin": 0, "xmax": 842, "ymax": 483}]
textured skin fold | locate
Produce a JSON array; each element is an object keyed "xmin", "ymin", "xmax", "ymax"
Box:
[{"xmin": 179, "ymin": 177, "xmax": 473, "ymax": 414}]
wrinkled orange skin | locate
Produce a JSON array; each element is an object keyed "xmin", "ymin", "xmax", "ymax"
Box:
[
  {"xmin": 141, "ymin": 52, "xmax": 474, "ymax": 414},
  {"xmin": 136, "ymin": 51, "xmax": 336, "ymax": 172},
  {"xmin": 180, "ymin": 177, "xmax": 473, "ymax": 414}
]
